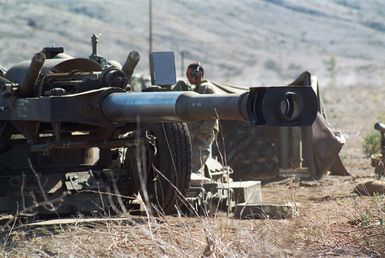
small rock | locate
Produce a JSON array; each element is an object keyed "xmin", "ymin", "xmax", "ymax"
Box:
[
  {"xmin": 354, "ymin": 180, "xmax": 385, "ymax": 196},
  {"xmin": 299, "ymin": 181, "xmax": 319, "ymax": 187}
]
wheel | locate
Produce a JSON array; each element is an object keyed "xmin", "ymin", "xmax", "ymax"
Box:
[{"xmin": 125, "ymin": 122, "xmax": 192, "ymax": 214}]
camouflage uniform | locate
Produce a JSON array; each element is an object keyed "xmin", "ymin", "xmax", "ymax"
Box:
[
  {"xmin": 188, "ymin": 80, "xmax": 219, "ymax": 176},
  {"xmin": 173, "ymin": 80, "xmax": 192, "ymax": 91}
]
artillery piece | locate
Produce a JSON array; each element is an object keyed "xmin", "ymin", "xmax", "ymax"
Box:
[{"xmin": 0, "ymin": 38, "xmax": 317, "ymax": 216}]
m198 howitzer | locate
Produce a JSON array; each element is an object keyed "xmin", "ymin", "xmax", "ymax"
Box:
[{"xmin": 0, "ymin": 42, "xmax": 317, "ymax": 215}]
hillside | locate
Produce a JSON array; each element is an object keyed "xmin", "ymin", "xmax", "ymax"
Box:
[{"xmin": 1, "ymin": 0, "xmax": 385, "ymax": 86}]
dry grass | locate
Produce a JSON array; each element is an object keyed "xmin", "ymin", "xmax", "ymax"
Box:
[{"xmin": 0, "ymin": 180, "xmax": 383, "ymax": 257}]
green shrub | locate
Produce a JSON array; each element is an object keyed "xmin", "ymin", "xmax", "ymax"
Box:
[{"xmin": 363, "ymin": 131, "xmax": 381, "ymax": 157}]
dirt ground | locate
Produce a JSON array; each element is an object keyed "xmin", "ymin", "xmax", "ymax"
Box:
[{"xmin": 1, "ymin": 85, "xmax": 385, "ymax": 257}]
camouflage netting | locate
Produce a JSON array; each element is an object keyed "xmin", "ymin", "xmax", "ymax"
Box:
[
  {"xmin": 214, "ymin": 121, "xmax": 280, "ymax": 180},
  {"xmin": 209, "ymin": 77, "xmax": 347, "ymax": 180}
]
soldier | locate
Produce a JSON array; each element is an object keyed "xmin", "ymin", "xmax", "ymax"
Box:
[{"xmin": 185, "ymin": 63, "xmax": 219, "ymax": 176}]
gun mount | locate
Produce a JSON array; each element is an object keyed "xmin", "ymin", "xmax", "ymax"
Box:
[{"xmin": 0, "ymin": 39, "xmax": 317, "ymax": 216}]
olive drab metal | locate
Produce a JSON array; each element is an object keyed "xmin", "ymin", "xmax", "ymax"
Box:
[{"xmin": 0, "ymin": 35, "xmax": 318, "ymax": 216}]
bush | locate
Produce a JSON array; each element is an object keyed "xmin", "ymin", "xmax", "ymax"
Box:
[{"xmin": 363, "ymin": 131, "xmax": 381, "ymax": 157}]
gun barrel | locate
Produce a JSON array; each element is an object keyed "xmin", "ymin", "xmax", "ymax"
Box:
[
  {"xmin": 374, "ymin": 122, "xmax": 385, "ymax": 133},
  {"xmin": 102, "ymin": 91, "xmax": 247, "ymax": 122},
  {"xmin": 101, "ymin": 86, "xmax": 317, "ymax": 126}
]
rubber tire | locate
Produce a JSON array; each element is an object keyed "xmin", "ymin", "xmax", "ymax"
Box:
[{"xmin": 125, "ymin": 122, "xmax": 192, "ymax": 215}]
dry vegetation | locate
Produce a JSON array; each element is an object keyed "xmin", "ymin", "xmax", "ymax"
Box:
[{"xmin": 0, "ymin": 180, "xmax": 383, "ymax": 257}]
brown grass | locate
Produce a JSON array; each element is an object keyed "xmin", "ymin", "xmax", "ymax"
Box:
[{"xmin": 0, "ymin": 182, "xmax": 383, "ymax": 257}]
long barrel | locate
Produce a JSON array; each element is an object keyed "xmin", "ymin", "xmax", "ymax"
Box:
[
  {"xmin": 102, "ymin": 91, "xmax": 248, "ymax": 122},
  {"xmin": 1, "ymin": 85, "xmax": 317, "ymax": 127},
  {"xmin": 374, "ymin": 122, "xmax": 385, "ymax": 133},
  {"xmin": 102, "ymin": 86, "xmax": 317, "ymax": 126}
]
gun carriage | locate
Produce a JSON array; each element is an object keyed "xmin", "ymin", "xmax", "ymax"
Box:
[{"xmin": 0, "ymin": 38, "xmax": 317, "ymax": 215}]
